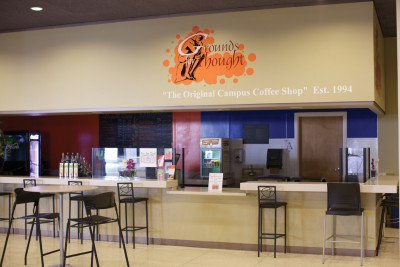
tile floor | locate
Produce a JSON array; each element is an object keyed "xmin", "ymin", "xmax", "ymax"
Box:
[{"xmin": 0, "ymin": 228, "xmax": 398, "ymax": 266}]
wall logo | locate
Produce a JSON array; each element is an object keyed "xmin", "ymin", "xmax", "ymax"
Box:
[{"xmin": 163, "ymin": 26, "xmax": 256, "ymax": 85}]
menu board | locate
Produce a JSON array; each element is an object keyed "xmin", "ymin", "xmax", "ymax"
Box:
[
  {"xmin": 99, "ymin": 113, "xmax": 172, "ymax": 148},
  {"xmin": 99, "ymin": 114, "xmax": 134, "ymax": 147}
]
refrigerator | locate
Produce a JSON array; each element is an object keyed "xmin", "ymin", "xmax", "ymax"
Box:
[
  {"xmin": 2, "ymin": 131, "xmax": 41, "ymax": 177},
  {"xmin": 200, "ymin": 138, "xmax": 230, "ymax": 179}
]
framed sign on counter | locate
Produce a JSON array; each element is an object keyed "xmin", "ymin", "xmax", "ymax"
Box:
[{"xmin": 208, "ymin": 173, "xmax": 223, "ymax": 193}]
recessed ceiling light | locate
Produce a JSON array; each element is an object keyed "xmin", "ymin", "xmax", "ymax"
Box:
[{"xmin": 31, "ymin": 7, "xmax": 43, "ymax": 12}]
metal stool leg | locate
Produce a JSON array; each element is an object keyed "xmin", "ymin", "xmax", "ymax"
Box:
[
  {"xmin": 376, "ymin": 205, "xmax": 386, "ymax": 255},
  {"xmin": 322, "ymin": 213, "xmax": 326, "ymax": 264},
  {"xmin": 274, "ymin": 206, "xmax": 277, "ymax": 258},
  {"xmin": 284, "ymin": 205, "xmax": 287, "ymax": 253},
  {"xmin": 331, "ymin": 215, "xmax": 335, "ymax": 256},
  {"xmin": 125, "ymin": 202, "xmax": 129, "ymax": 245},
  {"xmin": 145, "ymin": 200, "xmax": 149, "ymax": 245},
  {"xmin": 361, "ymin": 212, "xmax": 364, "ymax": 266},
  {"xmin": 1, "ymin": 203, "xmax": 16, "ymax": 266},
  {"xmin": 258, "ymin": 207, "xmax": 261, "ymax": 257},
  {"xmin": 132, "ymin": 203, "xmax": 136, "ymax": 248},
  {"xmin": 52, "ymin": 195, "xmax": 56, "ymax": 237}
]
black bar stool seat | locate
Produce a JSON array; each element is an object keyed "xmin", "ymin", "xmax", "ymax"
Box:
[
  {"xmin": 258, "ymin": 185, "xmax": 287, "ymax": 258},
  {"xmin": 119, "ymin": 196, "xmax": 148, "ymax": 204}
]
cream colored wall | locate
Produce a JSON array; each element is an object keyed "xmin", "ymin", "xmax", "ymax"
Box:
[
  {"xmin": 374, "ymin": 7, "xmax": 386, "ymax": 111},
  {"xmin": 0, "ymin": 2, "xmax": 375, "ymax": 114},
  {"xmin": 378, "ymin": 38, "xmax": 398, "ymax": 174}
]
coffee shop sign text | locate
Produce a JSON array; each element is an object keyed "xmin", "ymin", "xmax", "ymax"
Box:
[{"xmin": 163, "ymin": 85, "xmax": 353, "ymax": 100}]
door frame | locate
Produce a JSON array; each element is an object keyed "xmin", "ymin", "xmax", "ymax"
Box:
[{"xmin": 294, "ymin": 112, "xmax": 347, "ymax": 178}]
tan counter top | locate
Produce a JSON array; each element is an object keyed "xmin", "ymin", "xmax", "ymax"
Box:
[
  {"xmin": 0, "ymin": 176, "xmax": 178, "ymax": 189},
  {"xmin": 240, "ymin": 175, "xmax": 399, "ymax": 193}
]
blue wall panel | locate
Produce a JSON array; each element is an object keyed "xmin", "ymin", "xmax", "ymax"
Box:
[
  {"xmin": 201, "ymin": 112, "xmax": 230, "ymax": 138},
  {"xmin": 347, "ymin": 109, "xmax": 377, "ymax": 138},
  {"xmin": 200, "ymin": 109, "xmax": 377, "ymax": 139}
]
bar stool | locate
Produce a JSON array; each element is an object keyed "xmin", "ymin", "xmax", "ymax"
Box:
[
  {"xmin": 322, "ymin": 183, "xmax": 364, "ymax": 266},
  {"xmin": 117, "ymin": 182, "xmax": 149, "ymax": 248},
  {"xmin": 0, "ymin": 192, "xmax": 12, "ymax": 225},
  {"xmin": 0, "ymin": 188, "xmax": 59, "ymax": 267},
  {"xmin": 257, "ymin": 185, "xmax": 287, "ymax": 258},
  {"xmin": 23, "ymin": 179, "xmax": 57, "ymax": 239},
  {"xmin": 68, "ymin": 180, "xmax": 87, "ymax": 243},
  {"xmin": 64, "ymin": 192, "xmax": 129, "ymax": 266},
  {"xmin": 376, "ymin": 193, "xmax": 399, "ymax": 256}
]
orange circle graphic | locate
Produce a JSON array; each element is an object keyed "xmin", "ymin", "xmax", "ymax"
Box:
[
  {"xmin": 220, "ymin": 79, "xmax": 225, "ymax": 84},
  {"xmin": 176, "ymin": 34, "xmax": 180, "ymax": 39},
  {"xmin": 248, "ymin": 53, "xmax": 256, "ymax": 62},
  {"xmin": 163, "ymin": 60, "xmax": 170, "ymax": 67},
  {"xmin": 166, "ymin": 49, "xmax": 170, "ymax": 53},
  {"xmin": 246, "ymin": 68, "xmax": 254, "ymax": 75},
  {"xmin": 233, "ymin": 78, "xmax": 238, "ymax": 84},
  {"xmin": 238, "ymin": 44, "xmax": 244, "ymax": 50}
]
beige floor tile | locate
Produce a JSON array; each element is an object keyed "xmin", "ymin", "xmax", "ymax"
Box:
[{"xmin": 0, "ymin": 227, "xmax": 398, "ymax": 267}]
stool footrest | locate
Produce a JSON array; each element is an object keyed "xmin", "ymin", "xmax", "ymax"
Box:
[
  {"xmin": 260, "ymin": 233, "xmax": 286, "ymax": 239},
  {"xmin": 65, "ymin": 250, "xmax": 92, "ymax": 258},
  {"xmin": 121, "ymin": 226, "xmax": 147, "ymax": 231},
  {"xmin": 43, "ymin": 249, "xmax": 60, "ymax": 257}
]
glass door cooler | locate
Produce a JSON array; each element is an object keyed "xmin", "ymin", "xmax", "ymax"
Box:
[{"xmin": 200, "ymin": 138, "xmax": 230, "ymax": 179}]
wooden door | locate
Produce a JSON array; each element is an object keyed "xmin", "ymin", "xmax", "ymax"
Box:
[{"xmin": 299, "ymin": 116, "xmax": 343, "ymax": 182}]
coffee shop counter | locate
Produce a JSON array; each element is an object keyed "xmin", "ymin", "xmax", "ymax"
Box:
[{"xmin": 0, "ymin": 175, "xmax": 398, "ymax": 257}]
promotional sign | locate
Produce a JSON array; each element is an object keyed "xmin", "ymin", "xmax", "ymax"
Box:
[
  {"xmin": 208, "ymin": 173, "xmax": 224, "ymax": 193},
  {"xmin": 139, "ymin": 148, "xmax": 157, "ymax": 167}
]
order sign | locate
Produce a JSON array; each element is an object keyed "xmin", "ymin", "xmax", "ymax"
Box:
[{"xmin": 208, "ymin": 173, "xmax": 223, "ymax": 193}]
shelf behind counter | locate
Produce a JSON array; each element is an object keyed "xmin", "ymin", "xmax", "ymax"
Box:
[{"xmin": 0, "ymin": 176, "xmax": 178, "ymax": 188}]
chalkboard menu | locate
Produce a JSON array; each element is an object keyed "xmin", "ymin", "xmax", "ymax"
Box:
[{"xmin": 99, "ymin": 113, "xmax": 172, "ymax": 148}]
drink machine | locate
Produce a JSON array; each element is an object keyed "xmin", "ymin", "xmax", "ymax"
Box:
[
  {"xmin": 2, "ymin": 131, "xmax": 41, "ymax": 177},
  {"xmin": 200, "ymin": 138, "xmax": 230, "ymax": 179}
]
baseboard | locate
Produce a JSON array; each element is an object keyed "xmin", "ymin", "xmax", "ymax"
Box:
[{"xmin": 0, "ymin": 227, "xmax": 375, "ymax": 257}]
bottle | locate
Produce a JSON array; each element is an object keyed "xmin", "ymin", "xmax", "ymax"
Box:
[
  {"xmin": 82, "ymin": 157, "xmax": 87, "ymax": 177},
  {"xmin": 64, "ymin": 153, "xmax": 70, "ymax": 178},
  {"xmin": 59, "ymin": 152, "xmax": 65, "ymax": 178},
  {"xmin": 69, "ymin": 153, "xmax": 75, "ymax": 178},
  {"xmin": 87, "ymin": 163, "xmax": 92, "ymax": 177},
  {"xmin": 73, "ymin": 153, "xmax": 79, "ymax": 178}
]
